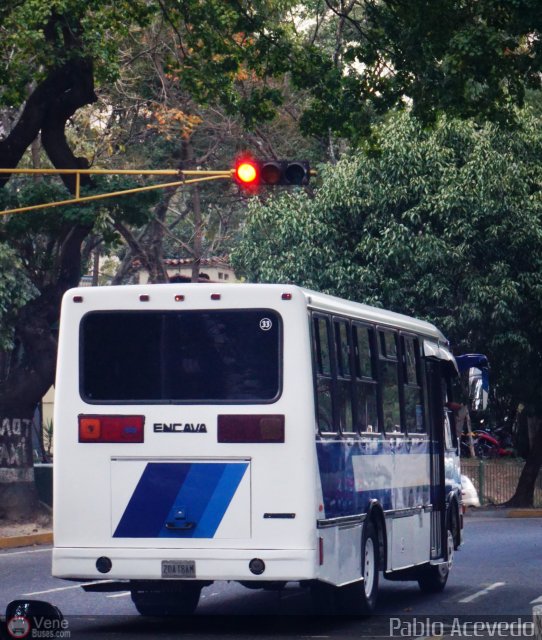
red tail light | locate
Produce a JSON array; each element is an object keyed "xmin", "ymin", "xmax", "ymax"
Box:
[
  {"xmin": 217, "ymin": 415, "xmax": 285, "ymax": 443},
  {"xmin": 79, "ymin": 415, "xmax": 144, "ymax": 443}
]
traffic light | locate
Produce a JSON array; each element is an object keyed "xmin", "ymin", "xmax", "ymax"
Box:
[{"xmin": 234, "ymin": 158, "xmax": 310, "ymax": 189}]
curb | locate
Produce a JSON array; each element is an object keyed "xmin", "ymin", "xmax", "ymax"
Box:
[
  {"xmin": 465, "ymin": 508, "xmax": 542, "ymax": 518},
  {"xmin": 507, "ymin": 509, "xmax": 542, "ymax": 518},
  {"xmin": 0, "ymin": 532, "xmax": 53, "ymax": 549}
]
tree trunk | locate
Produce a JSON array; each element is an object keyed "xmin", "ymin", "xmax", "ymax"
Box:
[
  {"xmin": 505, "ymin": 417, "xmax": 542, "ymax": 508},
  {"xmin": 0, "ymin": 61, "xmax": 96, "ymax": 522},
  {"xmin": 0, "ymin": 405, "xmax": 41, "ymax": 521},
  {"xmin": 0, "ymin": 286, "xmax": 66, "ymax": 521},
  {"xmin": 0, "ymin": 218, "xmax": 91, "ymax": 522},
  {"xmin": 0, "ymin": 30, "xmax": 98, "ymax": 524},
  {"xmin": 0, "ymin": 58, "xmax": 97, "ymax": 186}
]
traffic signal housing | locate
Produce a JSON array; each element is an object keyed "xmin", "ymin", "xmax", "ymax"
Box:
[{"xmin": 234, "ymin": 159, "xmax": 310, "ymax": 189}]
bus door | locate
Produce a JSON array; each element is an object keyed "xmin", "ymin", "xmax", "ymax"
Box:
[{"xmin": 425, "ymin": 360, "xmax": 447, "ymax": 560}]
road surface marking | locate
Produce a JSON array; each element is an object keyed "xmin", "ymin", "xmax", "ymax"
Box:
[
  {"xmin": 23, "ymin": 580, "xmax": 115, "ymax": 596},
  {"xmin": 459, "ymin": 582, "xmax": 505, "ymax": 603},
  {"xmin": 531, "ymin": 595, "xmax": 542, "ymax": 604},
  {"xmin": 107, "ymin": 592, "xmax": 131, "ymax": 599}
]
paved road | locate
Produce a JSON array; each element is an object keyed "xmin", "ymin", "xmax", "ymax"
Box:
[{"xmin": 1, "ymin": 517, "xmax": 541, "ymax": 638}]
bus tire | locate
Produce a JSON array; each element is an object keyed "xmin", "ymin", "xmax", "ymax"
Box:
[
  {"xmin": 337, "ymin": 520, "xmax": 379, "ymax": 615},
  {"xmin": 131, "ymin": 583, "xmax": 202, "ymax": 617},
  {"xmin": 417, "ymin": 525, "xmax": 454, "ymax": 594}
]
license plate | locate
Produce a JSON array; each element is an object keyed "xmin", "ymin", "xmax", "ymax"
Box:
[{"xmin": 161, "ymin": 560, "xmax": 196, "ymax": 579}]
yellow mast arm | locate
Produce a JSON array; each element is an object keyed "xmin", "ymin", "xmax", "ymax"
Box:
[{"xmin": 0, "ymin": 168, "xmax": 234, "ymax": 216}]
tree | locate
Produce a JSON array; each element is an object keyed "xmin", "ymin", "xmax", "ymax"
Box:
[
  {"xmin": 0, "ymin": 0, "xmax": 313, "ymax": 522},
  {"xmin": 99, "ymin": 11, "xmax": 324, "ymax": 285},
  {"xmin": 287, "ymin": 0, "xmax": 542, "ymax": 142},
  {"xmin": 0, "ymin": 0, "xmax": 169, "ymax": 521},
  {"xmin": 3, "ymin": 0, "xmax": 542, "ymax": 522},
  {"xmin": 232, "ymin": 109, "xmax": 542, "ymax": 506}
]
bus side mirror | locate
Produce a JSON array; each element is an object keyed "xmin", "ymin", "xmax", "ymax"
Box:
[
  {"xmin": 455, "ymin": 354, "xmax": 489, "ymax": 413},
  {"xmin": 468, "ymin": 367, "xmax": 488, "ymax": 412},
  {"xmin": 5, "ymin": 600, "xmax": 64, "ymax": 638}
]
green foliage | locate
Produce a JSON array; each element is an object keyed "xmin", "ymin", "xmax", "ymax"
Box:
[
  {"xmin": 232, "ymin": 109, "xmax": 542, "ymax": 410},
  {"xmin": 4, "ymin": 1, "xmax": 542, "ymax": 145},
  {"xmin": 292, "ymin": 0, "xmax": 542, "ymax": 138},
  {"xmin": 43, "ymin": 419, "xmax": 53, "ymax": 458},
  {"xmin": 0, "ymin": 242, "xmax": 37, "ymax": 350},
  {"xmin": 159, "ymin": 0, "xmax": 542, "ymax": 140},
  {"xmin": 0, "ymin": 176, "xmax": 157, "ymax": 285},
  {"xmin": 0, "ymin": 0, "xmax": 157, "ymax": 104},
  {"xmin": 157, "ymin": 0, "xmax": 300, "ymax": 128}
]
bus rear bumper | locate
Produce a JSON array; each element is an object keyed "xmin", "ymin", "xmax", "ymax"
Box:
[{"xmin": 52, "ymin": 547, "xmax": 318, "ymax": 582}]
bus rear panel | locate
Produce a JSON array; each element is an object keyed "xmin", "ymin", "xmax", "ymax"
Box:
[{"xmin": 53, "ymin": 284, "xmax": 318, "ymax": 584}]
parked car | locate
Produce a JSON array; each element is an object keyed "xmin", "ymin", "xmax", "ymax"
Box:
[{"xmin": 461, "ymin": 474, "xmax": 480, "ymax": 508}]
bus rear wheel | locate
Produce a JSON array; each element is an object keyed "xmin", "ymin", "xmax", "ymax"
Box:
[
  {"xmin": 337, "ymin": 520, "xmax": 380, "ymax": 615},
  {"xmin": 417, "ymin": 527, "xmax": 454, "ymax": 594},
  {"xmin": 130, "ymin": 582, "xmax": 202, "ymax": 617}
]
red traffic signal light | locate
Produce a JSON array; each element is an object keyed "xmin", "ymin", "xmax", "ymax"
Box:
[
  {"xmin": 235, "ymin": 161, "xmax": 259, "ymax": 185},
  {"xmin": 234, "ymin": 159, "xmax": 310, "ymax": 188}
]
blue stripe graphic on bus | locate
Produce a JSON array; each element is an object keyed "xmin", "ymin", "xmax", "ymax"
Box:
[
  {"xmin": 316, "ymin": 438, "xmax": 431, "ymax": 518},
  {"xmin": 113, "ymin": 462, "xmax": 248, "ymax": 538}
]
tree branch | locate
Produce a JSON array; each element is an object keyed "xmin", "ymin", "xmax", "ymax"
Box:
[{"xmin": 0, "ymin": 58, "xmax": 97, "ymax": 186}]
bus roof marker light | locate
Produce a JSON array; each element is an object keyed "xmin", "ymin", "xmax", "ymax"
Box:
[
  {"xmin": 73, "ymin": 296, "xmax": 84, "ymax": 303},
  {"xmin": 174, "ymin": 294, "xmax": 185, "ymax": 302},
  {"xmin": 282, "ymin": 293, "xmax": 292, "ymax": 300},
  {"xmin": 139, "ymin": 294, "xmax": 150, "ymax": 302},
  {"xmin": 211, "ymin": 293, "xmax": 221, "ymax": 300}
]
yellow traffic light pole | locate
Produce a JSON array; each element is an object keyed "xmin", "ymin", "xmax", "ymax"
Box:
[{"xmin": 0, "ymin": 168, "xmax": 234, "ymax": 216}]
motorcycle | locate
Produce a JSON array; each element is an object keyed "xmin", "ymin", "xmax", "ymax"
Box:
[{"xmin": 460, "ymin": 426, "xmax": 514, "ymax": 458}]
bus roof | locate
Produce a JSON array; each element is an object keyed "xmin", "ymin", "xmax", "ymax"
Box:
[
  {"xmin": 299, "ymin": 287, "xmax": 447, "ymax": 343},
  {"xmin": 64, "ymin": 282, "xmax": 447, "ymax": 344}
]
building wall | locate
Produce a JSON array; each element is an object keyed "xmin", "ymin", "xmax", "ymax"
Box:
[
  {"xmin": 42, "ymin": 386, "xmax": 55, "ymax": 427},
  {"xmin": 138, "ymin": 264, "xmax": 240, "ymax": 284}
]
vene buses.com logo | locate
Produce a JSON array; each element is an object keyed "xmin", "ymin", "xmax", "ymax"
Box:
[
  {"xmin": 7, "ymin": 616, "xmax": 31, "ymax": 639},
  {"xmin": 6, "ymin": 615, "xmax": 71, "ymax": 639}
]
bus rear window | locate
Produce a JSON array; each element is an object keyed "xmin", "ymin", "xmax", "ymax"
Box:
[{"xmin": 80, "ymin": 309, "xmax": 282, "ymax": 403}]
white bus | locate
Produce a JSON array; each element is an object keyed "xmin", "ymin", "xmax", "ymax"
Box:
[{"xmin": 53, "ymin": 283, "xmax": 474, "ymax": 616}]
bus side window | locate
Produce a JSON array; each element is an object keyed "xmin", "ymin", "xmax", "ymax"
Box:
[
  {"xmin": 402, "ymin": 336, "xmax": 425, "ymax": 433},
  {"xmin": 379, "ymin": 330, "xmax": 401, "ymax": 433},
  {"xmin": 353, "ymin": 324, "xmax": 379, "ymax": 433},
  {"xmin": 313, "ymin": 315, "xmax": 335, "ymax": 433},
  {"xmin": 334, "ymin": 319, "xmax": 354, "ymax": 433}
]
